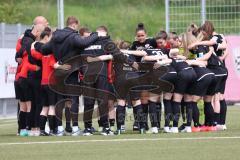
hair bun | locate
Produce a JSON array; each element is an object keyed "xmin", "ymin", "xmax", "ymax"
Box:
[{"xmin": 138, "ymin": 23, "xmax": 144, "ymax": 29}]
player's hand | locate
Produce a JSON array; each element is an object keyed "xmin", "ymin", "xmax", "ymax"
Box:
[
  {"xmin": 58, "ymin": 64, "xmax": 71, "ymax": 71},
  {"xmin": 219, "ymin": 56, "xmax": 224, "ymax": 62},
  {"xmin": 153, "ymin": 61, "xmax": 164, "ymax": 69},
  {"xmin": 87, "ymin": 56, "xmax": 97, "ymax": 63},
  {"xmin": 132, "ymin": 62, "xmax": 139, "ymax": 70},
  {"xmin": 36, "ymin": 66, "xmax": 41, "ymax": 71}
]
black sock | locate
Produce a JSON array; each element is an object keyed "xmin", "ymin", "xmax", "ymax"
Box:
[
  {"xmin": 163, "ymin": 99, "xmax": 172, "ymax": 127},
  {"xmin": 156, "ymin": 102, "xmax": 162, "ymax": 128},
  {"xmin": 204, "ymin": 102, "xmax": 214, "ymax": 126},
  {"xmin": 116, "ymin": 105, "xmax": 126, "ymax": 130},
  {"xmin": 48, "ymin": 115, "xmax": 56, "ymax": 131},
  {"xmin": 185, "ymin": 102, "xmax": 193, "ymax": 126},
  {"xmin": 26, "ymin": 112, "xmax": 32, "ymax": 130},
  {"xmin": 142, "ymin": 103, "xmax": 149, "ymax": 129},
  {"xmin": 172, "ymin": 101, "xmax": 180, "ymax": 127},
  {"xmin": 192, "ymin": 102, "xmax": 200, "ymax": 127},
  {"xmin": 65, "ymin": 108, "xmax": 71, "ymax": 129},
  {"xmin": 181, "ymin": 101, "xmax": 186, "ymax": 123},
  {"xmin": 19, "ymin": 111, "xmax": 27, "ymax": 129},
  {"xmin": 39, "ymin": 115, "xmax": 47, "ymax": 131},
  {"xmin": 214, "ymin": 113, "xmax": 220, "ymax": 126},
  {"xmin": 98, "ymin": 119, "xmax": 103, "ymax": 127},
  {"xmin": 71, "ymin": 113, "xmax": 78, "ymax": 127},
  {"xmin": 55, "ymin": 102, "xmax": 64, "ymax": 127},
  {"xmin": 109, "ymin": 119, "xmax": 115, "ymax": 127},
  {"xmin": 133, "ymin": 104, "xmax": 144, "ymax": 129},
  {"xmin": 148, "ymin": 101, "xmax": 158, "ymax": 127},
  {"xmin": 220, "ymin": 100, "xmax": 227, "ymax": 125}
]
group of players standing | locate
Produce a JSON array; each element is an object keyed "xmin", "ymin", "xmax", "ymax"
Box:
[{"xmin": 14, "ymin": 15, "xmax": 228, "ymax": 136}]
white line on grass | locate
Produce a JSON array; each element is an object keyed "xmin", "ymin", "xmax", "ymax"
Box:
[{"xmin": 1, "ymin": 136, "xmax": 240, "ymax": 146}]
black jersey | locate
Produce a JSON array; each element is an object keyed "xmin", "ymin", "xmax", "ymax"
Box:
[
  {"xmin": 81, "ymin": 36, "xmax": 112, "ymax": 77},
  {"xmin": 145, "ymin": 48, "xmax": 169, "ymax": 57},
  {"xmin": 130, "ymin": 38, "xmax": 157, "ymax": 62},
  {"xmin": 211, "ymin": 34, "xmax": 225, "ymax": 57},
  {"xmin": 112, "ymin": 52, "xmax": 136, "ymax": 77}
]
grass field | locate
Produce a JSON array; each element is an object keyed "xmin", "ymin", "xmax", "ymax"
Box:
[{"xmin": 0, "ymin": 106, "xmax": 240, "ymax": 160}]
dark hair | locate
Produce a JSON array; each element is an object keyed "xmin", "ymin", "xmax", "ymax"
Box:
[
  {"xmin": 40, "ymin": 27, "xmax": 51, "ymax": 39},
  {"xmin": 156, "ymin": 30, "xmax": 168, "ymax": 40},
  {"xmin": 79, "ymin": 27, "xmax": 91, "ymax": 36},
  {"xmin": 136, "ymin": 23, "xmax": 146, "ymax": 33},
  {"xmin": 96, "ymin": 25, "xmax": 108, "ymax": 33},
  {"xmin": 169, "ymin": 31, "xmax": 178, "ymax": 40},
  {"xmin": 200, "ymin": 20, "xmax": 215, "ymax": 36},
  {"xmin": 66, "ymin": 16, "xmax": 79, "ymax": 26},
  {"xmin": 115, "ymin": 40, "xmax": 131, "ymax": 49}
]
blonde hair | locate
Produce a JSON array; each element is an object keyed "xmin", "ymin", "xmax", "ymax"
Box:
[{"xmin": 182, "ymin": 31, "xmax": 203, "ymax": 58}]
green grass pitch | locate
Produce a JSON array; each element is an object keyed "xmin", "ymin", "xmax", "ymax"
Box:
[{"xmin": 0, "ymin": 106, "xmax": 240, "ymax": 160}]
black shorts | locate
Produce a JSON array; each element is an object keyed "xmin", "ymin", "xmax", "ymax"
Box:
[
  {"xmin": 174, "ymin": 68, "xmax": 197, "ymax": 94},
  {"xmin": 160, "ymin": 65, "xmax": 177, "ymax": 87},
  {"xmin": 14, "ymin": 80, "xmax": 21, "ymax": 100},
  {"xmin": 208, "ymin": 66, "xmax": 228, "ymax": 94},
  {"xmin": 187, "ymin": 74, "xmax": 215, "ymax": 96},
  {"xmin": 187, "ymin": 67, "xmax": 215, "ymax": 96},
  {"xmin": 114, "ymin": 74, "xmax": 141, "ymax": 100},
  {"xmin": 18, "ymin": 78, "xmax": 32, "ymax": 102},
  {"xmin": 41, "ymin": 85, "xmax": 57, "ymax": 106}
]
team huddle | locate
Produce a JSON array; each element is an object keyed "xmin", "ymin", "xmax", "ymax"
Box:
[{"xmin": 14, "ymin": 16, "xmax": 228, "ymax": 136}]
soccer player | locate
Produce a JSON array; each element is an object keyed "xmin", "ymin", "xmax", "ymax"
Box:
[
  {"xmin": 130, "ymin": 23, "xmax": 157, "ymax": 131},
  {"xmin": 189, "ymin": 21, "xmax": 228, "ymax": 130},
  {"xmin": 41, "ymin": 16, "xmax": 99, "ymax": 136}
]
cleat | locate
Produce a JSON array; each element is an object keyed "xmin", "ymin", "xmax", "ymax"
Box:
[
  {"xmin": 40, "ymin": 130, "xmax": 49, "ymax": 136},
  {"xmin": 20, "ymin": 129, "xmax": 28, "ymax": 137},
  {"xmin": 222, "ymin": 125, "xmax": 227, "ymax": 130},
  {"xmin": 200, "ymin": 125, "xmax": 208, "ymax": 132},
  {"xmin": 207, "ymin": 126, "xmax": 217, "ymax": 132},
  {"xmin": 181, "ymin": 126, "xmax": 192, "ymax": 133},
  {"xmin": 56, "ymin": 126, "xmax": 65, "ymax": 136},
  {"xmin": 101, "ymin": 128, "xmax": 114, "ymax": 136},
  {"xmin": 65, "ymin": 127, "xmax": 72, "ymax": 136},
  {"xmin": 72, "ymin": 127, "xmax": 82, "ymax": 136},
  {"xmin": 90, "ymin": 127, "xmax": 97, "ymax": 133},
  {"xmin": 83, "ymin": 128, "xmax": 93, "ymax": 136},
  {"xmin": 170, "ymin": 127, "xmax": 179, "ymax": 133},
  {"xmin": 146, "ymin": 127, "xmax": 159, "ymax": 134},
  {"xmin": 163, "ymin": 127, "xmax": 171, "ymax": 133},
  {"xmin": 178, "ymin": 124, "xmax": 186, "ymax": 132},
  {"xmin": 191, "ymin": 126, "xmax": 201, "ymax": 132}
]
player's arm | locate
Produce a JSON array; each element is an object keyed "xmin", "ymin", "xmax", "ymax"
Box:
[
  {"xmin": 30, "ymin": 42, "xmax": 43, "ymax": 60},
  {"xmin": 120, "ymin": 50, "xmax": 147, "ymax": 56},
  {"xmin": 186, "ymin": 59, "xmax": 207, "ymax": 67},
  {"xmin": 86, "ymin": 55, "xmax": 113, "ymax": 63},
  {"xmin": 142, "ymin": 55, "xmax": 168, "ymax": 61},
  {"xmin": 197, "ymin": 46, "xmax": 214, "ymax": 61}
]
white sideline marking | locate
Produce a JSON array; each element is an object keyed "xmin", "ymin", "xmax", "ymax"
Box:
[
  {"xmin": 0, "ymin": 136, "xmax": 240, "ymax": 146},
  {"xmin": 0, "ymin": 123, "xmax": 16, "ymax": 127}
]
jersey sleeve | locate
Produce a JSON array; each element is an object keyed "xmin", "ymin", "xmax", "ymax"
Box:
[{"xmin": 31, "ymin": 49, "xmax": 43, "ymax": 60}]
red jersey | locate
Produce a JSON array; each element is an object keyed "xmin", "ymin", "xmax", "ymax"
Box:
[
  {"xmin": 107, "ymin": 60, "xmax": 115, "ymax": 84},
  {"xmin": 31, "ymin": 49, "xmax": 56, "ymax": 85},
  {"xmin": 17, "ymin": 56, "xmax": 38, "ymax": 79}
]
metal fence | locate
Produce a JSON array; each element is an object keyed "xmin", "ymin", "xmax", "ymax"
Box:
[
  {"xmin": 0, "ymin": 23, "xmax": 31, "ymax": 48},
  {"xmin": 165, "ymin": 0, "xmax": 240, "ymax": 34}
]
